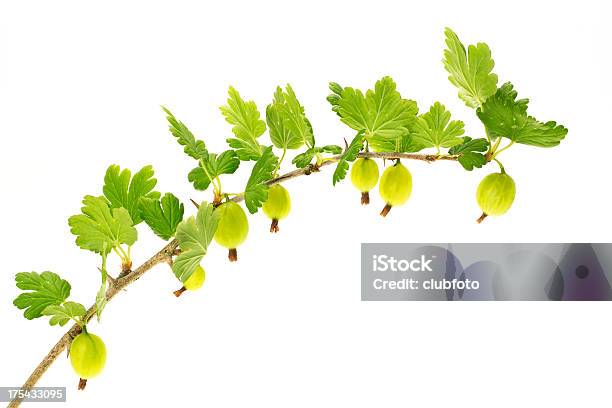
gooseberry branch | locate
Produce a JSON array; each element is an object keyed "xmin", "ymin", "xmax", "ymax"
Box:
[
  {"xmin": 8, "ymin": 151, "xmax": 456, "ymax": 407},
  {"xmin": 266, "ymin": 151, "xmax": 457, "ymax": 184},
  {"xmin": 10, "ymin": 27, "xmax": 568, "ymax": 407},
  {"xmin": 8, "ymin": 240, "xmax": 177, "ymax": 408}
]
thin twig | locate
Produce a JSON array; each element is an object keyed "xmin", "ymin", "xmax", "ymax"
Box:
[
  {"xmin": 8, "ymin": 240, "xmax": 178, "ymax": 408},
  {"xmin": 9, "ymin": 151, "xmax": 457, "ymax": 407},
  {"xmin": 234, "ymin": 152, "xmax": 458, "ymax": 201}
]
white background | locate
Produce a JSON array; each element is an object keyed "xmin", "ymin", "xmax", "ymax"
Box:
[{"xmin": 1, "ymin": 1, "xmax": 611, "ymax": 407}]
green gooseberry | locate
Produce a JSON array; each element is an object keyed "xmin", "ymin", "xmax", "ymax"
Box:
[
  {"xmin": 70, "ymin": 331, "xmax": 106, "ymax": 389},
  {"xmin": 262, "ymin": 184, "xmax": 291, "ymax": 233},
  {"xmin": 214, "ymin": 201, "xmax": 249, "ymax": 261},
  {"xmin": 476, "ymin": 172, "xmax": 516, "ymax": 223},
  {"xmin": 378, "ymin": 161, "xmax": 412, "ymax": 217},
  {"xmin": 350, "ymin": 158, "xmax": 379, "ymax": 205}
]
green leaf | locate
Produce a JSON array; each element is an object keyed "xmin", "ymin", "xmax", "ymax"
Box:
[
  {"xmin": 173, "ymin": 202, "xmax": 220, "ymax": 282},
  {"xmin": 272, "ymin": 84, "xmax": 315, "ymax": 149},
  {"xmin": 476, "ymin": 83, "xmax": 568, "ymax": 147},
  {"xmin": 292, "ymin": 149, "xmax": 316, "ymax": 168},
  {"xmin": 95, "ymin": 284, "xmax": 106, "ymax": 322},
  {"xmin": 140, "ymin": 193, "xmax": 185, "ymax": 240},
  {"xmin": 68, "ymin": 195, "xmax": 137, "ymax": 254},
  {"xmin": 448, "ymin": 137, "xmax": 490, "ymax": 171},
  {"xmin": 321, "ymin": 145, "xmax": 343, "ymax": 154},
  {"xmin": 221, "ymin": 87, "xmax": 266, "ymax": 161},
  {"xmin": 285, "ymin": 86, "xmax": 315, "ymax": 148},
  {"xmin": 244, "ymin": 146, "xmax": 278, "ymax": 213},
  {"xmin": 328, "ymin": 76, "xmax": 418, "ymax": 151},
  {"xmin": 164, "ymin": 106, "xmax": 240, "ymax": 189},
  {"xmin": 458, "ymin": 153, "xmax": 487, "ymax": 171},
  {"xmin": 163, "ymin": 106, "xmax": 208, "ymax": 160},
  {"xmin": 267, "ymin": 85, "xmax": 314, "ymax": 150},
  {"xmin": 13, "ymin": 272, "xmax": 71, "ymax": 319},
  {"xmin": 187, "ymin": 167, "xmax": 213, "ymax": 191},
  {"xmin": 443, "ymin": 27, "xmax": 498, "ymax": 108},
  {"xmin": 42, "ymin": 301, "xmax": 86, "ymax": 327},
  {"xmin": 103, "ymin": 165, "xmax": 160, "ymax": 225},
  {"xmin": 412, "ymin": 102, "xmax": 465, "ymax": 150},
  {"xmin": 327, "ymin": 82, "xmax": 344, "ymax": 115},
  {"xmin": 206, "ymin": 150, "xmax": 240, "ymax": 176},
  {"xmin": 187, "ymin": 150, "xmax": 240, "ymax": 191},
  {"xmin": 333, "ymin": 132, "xmax": 365, "ymax": 186},
  {"xmin": 368, "ymin": 133, "xmax": 424, "ymax": 153},
  {"xmin": 291, "ymin": 145, "xmax": 342, "ymax": 168},
  {"xmin": 267, "ymin": 88, "xmax": 295, "ymax": 149}
]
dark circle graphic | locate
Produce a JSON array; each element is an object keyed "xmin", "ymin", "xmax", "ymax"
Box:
[{"xmin": 575, "ymin": 265, "xmax": 589, "ymax": 279}]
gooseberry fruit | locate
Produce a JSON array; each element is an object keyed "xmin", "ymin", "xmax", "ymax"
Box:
[
  {"xmin": 476, "ymin": 171, "xmax": 516, "ymax": 223},
  {"xmin": 173, "ymin": 264, "xmax": 205, "ymax": 297},
  {"xmin": 214, "ymin": 201, "xmax": 249, "ymax": 261},
  {"xmin": 262, "ymin": 184, "xmax": 291, "ymax": 233},
  {"xmin": 350, "ymin": 158, "xmax": 379, "ymax": 205},
  {"xmin": 69, "ymin": 331, "xmax": 107, "ymax": 390},
  {"xmin": 378, "ymin": 161, "xmax": 412, "ymax": 217}
]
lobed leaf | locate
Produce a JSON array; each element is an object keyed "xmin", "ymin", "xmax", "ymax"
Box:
[
  {"xmin": 68, "ymin": 195, "xmax": 137, "ymax": 254},
  {"xmin": 221, "ymin": 87, "xmax": 266, "ymax": 161},
  {"xmin": 267, "ymin": 85, "xmax": 315, "ymax": 150},
  {"xmin": 280, "ymin": 84, "xmax": 315, "ymax": 148},
  {"xmin": 328, "ymin": 77, "xmax": 418, "ymax": 152},
  {"xmin": 412, "ymin": 102, "xmax": 465, "ymax": 149},
  {"xmin": 333, "ymin": 131, "xmax": 365, "ymax": 186},
  {"xmin": 477, "ymin": 83, "xmax": 568, "ymax": 147},
  {"xmin": 267, "ymin": 88, "xmax": 298, "ymax": 150},
  {"xmin": 164, "ymin": 107, "xmax": 241, "ymax": 190},
  {"xmin": 13, "ymin": 272, "xmax": 71, "ymax": 320},
  {"xmin": 103, "ymin": 164, "xmax": 160, "ymax": 224},
  {"xmin": 42, "ymin": 301, "xmax": 86, "ymax": 327},
  {"xmin": 244, "ymin": 146, "xmax": 278, "ymax": 213},
  {"xmin": 140, "ymin": 193, "xmax": 185, "ymax": 240},
  {"xmin": 188, "ymin": 150, "xmax": 240, "ymax": 192},
  {"xmin": 448, "ymin": 137, "xmax": 489, "ymax": 171},
  {"xmin": 443, "ymin": 27, "xmax": 498, "ymax": 108},
  {"xmin": 162, "ymin": 106, "xmax": 208, "ymax": 159},
  {"xmin": 173, "ymin": 202, "xmax": 219, "ymax": 282}
]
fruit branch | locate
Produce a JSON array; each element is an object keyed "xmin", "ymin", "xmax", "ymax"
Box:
[
  {"xmin": 11, "ymin": 27, "xmax": 569, "ymax": 406},
  {"xmin": 270, "ymin": 151, "xmax": 458, "ymax": 185},
  {"xmin": 8, "ymin": 240, "xmax": 178, "ymax": 408},
  {"xmin": 8, "ymin": 150, "xmax": 455, "ymax": 407}
]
